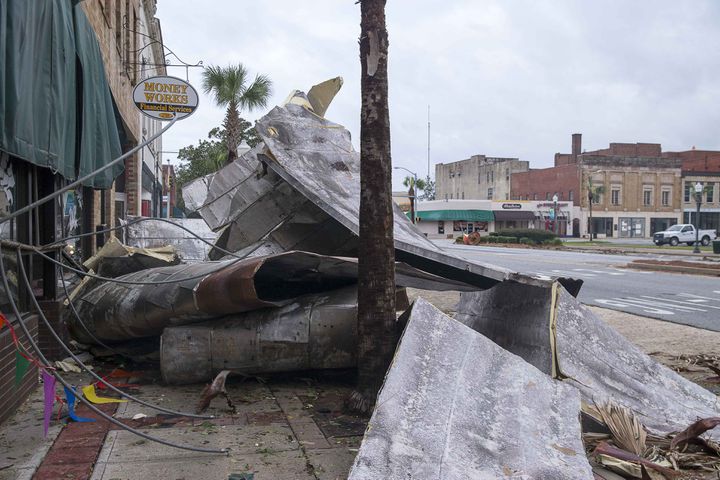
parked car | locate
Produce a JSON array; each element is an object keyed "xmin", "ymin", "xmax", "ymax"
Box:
[{"xmin": 653, "ymin": 224, "xmax": 718, "ymax": 246}]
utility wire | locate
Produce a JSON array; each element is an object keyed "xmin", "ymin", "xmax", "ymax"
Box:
[
  {"xmin": 0, "ymin": 116, "xmax": 178, "ymax": 225},
  {"xmin": 0, "ymin": 249, "xmax": 227, "ymax": 454}
]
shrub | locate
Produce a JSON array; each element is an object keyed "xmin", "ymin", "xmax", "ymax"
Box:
[
  {"xmin": 477, "ymin": 235, "xmax": 489, "ymax": 243},
  {"xmin": 496, "ymin": 228, "xmax": 557, "ymax": 244},
  {"xmin": 489, "ymin": 232, "xmax": 500, "ymax": 237},
  {"xmin": 519, "ymin": 237, "xmax": 534, "ymax": 245},
  {"xmin": 455, "ymin": 236, "xmax": 464, "ymax": 244},
  {"xmin": 487, "ymin": 236, "xmax": 498, "ymax": 243},
  {"xmin": 542, "ymin": 238, "xmax": 564, "ymax": 246}
]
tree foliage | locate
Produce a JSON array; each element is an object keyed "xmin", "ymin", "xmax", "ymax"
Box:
[
  {"xmin": 401, "ymin": 175, "xmax": 435, "ymax": 200},
  {"xmin": 175, "ymin": 124, "xmax": 260, "ymax": 213},
  {"xmin": 202, "ymin": 64, "xmax": 272, "ymax": 165}
]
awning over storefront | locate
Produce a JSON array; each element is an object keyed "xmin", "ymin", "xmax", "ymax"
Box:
[
  {"xmin": 0, "ymin": 0, "xmax": 123, "ymax": 188},
  {"xmin": 493, "ymin": 210, "xmax": 536, "ymax": 221},
  {"xmin": 416, "ymin": 210, "xmax": 494, "ymax": 222}
]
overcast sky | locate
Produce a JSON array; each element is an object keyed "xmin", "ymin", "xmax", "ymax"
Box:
[{"xmin": 155, "ymin": 1, "xmax": 720, "ymax": 189}]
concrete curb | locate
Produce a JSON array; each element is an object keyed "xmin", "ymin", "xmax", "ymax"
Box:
[{"xmin": 626, "ymin": 262, "xmax": 720, "ymax": 277}]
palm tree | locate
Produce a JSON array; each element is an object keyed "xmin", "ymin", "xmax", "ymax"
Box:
[
  {"xmin": 201, "ymin": 64, "xmax": 272, "ymax": 166},
  {"xmin": 350, "ymin": 0, "xmax": 396, "ymax": 414}
]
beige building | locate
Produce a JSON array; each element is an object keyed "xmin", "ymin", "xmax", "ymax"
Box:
[
  {"xmin": 682, "ymin": 174, "xmax": 720, "ymax": 232},
  {"xmin": 580, "ymin": 156, "xmax": 683, "ymax": 238},
  {"xmin": 435, "ymin": 155, "xmax": 529, "ymax": 201}
]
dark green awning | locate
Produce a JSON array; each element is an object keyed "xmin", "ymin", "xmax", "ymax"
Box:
[
  {"xmin": 416, "ymin": 210, "xmax": 494, "ymax": 222},
  {"xmin": 0, "ymin": 0, "xmax": 122, "ymax": 188}
]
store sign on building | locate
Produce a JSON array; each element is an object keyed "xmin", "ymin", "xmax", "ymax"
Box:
[
  {"xmin": 133, "ymin": 76, "xmax": 199, "ymax": 121},
  {"xmin": 501, "ymin": 203, "xmax": 522, "ymax": 209}
]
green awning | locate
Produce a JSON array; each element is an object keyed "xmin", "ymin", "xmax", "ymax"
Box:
[
  {"xmin": 0, "ymin": 0, "xmax": 122, "ymax": 188},
  {"xmin": 415, "ymin": 210, "xmax": 494, "ymax": 222}
]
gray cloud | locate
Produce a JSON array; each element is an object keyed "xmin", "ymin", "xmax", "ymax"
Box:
[{"xmin": 156, "ymin": 1, "xmax": 720, "ymax": 190}]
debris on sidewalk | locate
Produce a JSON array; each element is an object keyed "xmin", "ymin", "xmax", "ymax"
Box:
[{"xmin": 52, "ymin": 80, "xmax": 720, "ymax": 478}]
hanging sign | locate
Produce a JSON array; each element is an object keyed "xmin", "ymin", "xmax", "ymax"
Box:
[{"xmin": 133, "ymin": 76, "xmax": 199, "ymax": 121}]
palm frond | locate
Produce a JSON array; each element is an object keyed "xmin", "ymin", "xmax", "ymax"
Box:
[{"xmin": 240, "ymin": 74, "xmax": 273, "ymax": 111}]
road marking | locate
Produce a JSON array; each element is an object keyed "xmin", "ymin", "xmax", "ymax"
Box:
[
  {"xmin": 594, "ymin": 298, "xmax": 674, "ymax": 315},
  {"xmin": 641, "ymin": 296, "xmax": 720, "ymax": 310},
  {"xmin": 678, "ymin": 293, "xmax": 720, "ymax": 303},
  {"xmin": 611, "ymin": 297, "xmax": 705, "ymax": 312}
]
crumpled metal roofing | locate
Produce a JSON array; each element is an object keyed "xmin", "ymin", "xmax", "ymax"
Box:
[
  {"xmin": 349, "ymin": 298, "xmax": 593, "ymax": 480},
  {"xmin": 184, "ymin": 102, "xmax": 582, "ymax": 294},
  {"xmin": 455, "ymin": 282, "xmax": 720, "ymax": 440},
  {"xmin": 67, "ymin": 250, "xmax": 476, "ymax": 344},
  {"xmin": 125, "ymin": 216, "xmax": 218, "ymax": 263}
]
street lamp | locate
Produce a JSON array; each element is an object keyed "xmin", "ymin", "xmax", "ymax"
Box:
[
  {"xmin": 394, "ymin": 166, "xmax": 418, "ymax": 224},
  {"xmin": 587, "ymin": 170, "xmax": 602, "ymax": 240},
  {"xmin": 552, "ymin": 194, "xmax": 559, "ymax": 235},
  {"xmin": 693, "ymin": 182, "xmax": 703, "ymax": 254}
]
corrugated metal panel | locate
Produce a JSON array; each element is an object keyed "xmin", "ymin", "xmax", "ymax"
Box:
[{"xmin": 350, "ymin": 298, "xmax": 593, "ymax": 480}]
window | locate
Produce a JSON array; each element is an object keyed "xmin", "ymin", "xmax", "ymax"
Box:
[
  {"xmin": 450, "ymin": 193, "xmax": 453, "ymax": 199},
  {"xmin": 533, "ymin": 193, "xmax": 538, "ymax": 200},
  {"xmin": 611, "ymin": 188, "xmax": 620, "ymax": 205},
  {"xmin": 486, "ymin": 172, "xmax": 490, "ymax": 183},
  {"xmin": 505, "ymin": 168, "xmax": 510, "ymax": 181},
  {"xmin": 505, "ymin": 193, "xmax": 509, "ymax": 200},
  {"xmin": 684, "ymin": 182, "xmax": 692, "ymax": 202},
  {"xmin": 707, "ymin": 184, "xmax": 715, "ymax": 203},
  {"xmin": 546, "ymin": 192, "xmax": 550, "ymax": 201},
  {"xmin": 643, "ymin": 187, "xmax": 653, "ymax": 206},
  {"xmin": 487, "ymin": 188, "xmax": 493, "ymax": 200},
  {"xmin": 569, "ymin": 190, "xmax": 574, "ymax": 202},
  {"xmin": 661, "ymin": 189, "xmax": 670, "ymax": 206},
  {"xmin": 445, "ymin": 193, "xmax": 448, "ymax": 200},
  {"xmin": 461, "ymin": 192, "xmax": 465, "ymax": 199},
  {"xmin": 437, "ymin": 221, "xmax": 444, "ymax": 234},
  {"xmin": 490, "ymin": 171, "xmax": 494, "ymax": 183}
]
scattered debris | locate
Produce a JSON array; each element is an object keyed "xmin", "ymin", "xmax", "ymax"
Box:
[{"xmin": 196, "ymin": 370, "xmax": 233, "ymax": 414}]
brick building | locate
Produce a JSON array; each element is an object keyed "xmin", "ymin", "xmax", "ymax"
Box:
[
  {"xmin": 511, "ymin": 135, "xmax": 683, "ymax": 238},
  {"xmin": 435, "ymin": 155, "xmax": 529, "ymax": 201},
  {"xmin": 81, "ymin": 0, "xmax": 166, "ymax": 230},
  {"xmin": 1, "ymin": 1, "xmax": 136, "ymax": 422},
  {"xmin": 663, "ymin": 150, "xmax": 720, "ymax": 232}
]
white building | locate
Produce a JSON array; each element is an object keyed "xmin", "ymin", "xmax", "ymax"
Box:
[{"xmin": 412, "ymin": 199, "xmax": 579, "ymax": 239}]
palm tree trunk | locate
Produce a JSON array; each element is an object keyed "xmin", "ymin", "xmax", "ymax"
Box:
[
  {"xmin": 350, "ymin": 0, "xmax": 396, "ymax": 414},
  {"xmin": 224, "ymin": 100, "xmax": 240, "ymax": 165}
]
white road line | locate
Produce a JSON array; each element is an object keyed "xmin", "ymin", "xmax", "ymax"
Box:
[
  {"xmin": 594, "ymin": 298, "xmax": 674, "ymax": 315},
  {"xmin": 678, "ymin": 293, "xmax": 720, "ymax": 303},
  {"xmin": 612, "ymin": 297, "xmax": 706, "ymax": 312},
  {"xmin": 555, "ymin": 269, "xmax": 597, "ymax": 277},
  {"xmin": 641, "ymin": 296, "xmax": 720, "ymax": 310}
]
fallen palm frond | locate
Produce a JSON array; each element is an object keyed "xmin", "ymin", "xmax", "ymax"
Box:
[{"xmin": 593, "ymin": 401, "xmax": 648, "ymax": 456}]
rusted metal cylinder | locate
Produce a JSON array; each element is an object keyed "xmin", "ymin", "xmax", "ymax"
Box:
[{"xmin": 160, "ymin": 286, "xmax": 358, "ymax": 384}]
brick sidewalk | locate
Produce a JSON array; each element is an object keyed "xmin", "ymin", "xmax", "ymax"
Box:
[{"xmin": 2, "ymin": 371, "xmax": 364, "ymax": 480}]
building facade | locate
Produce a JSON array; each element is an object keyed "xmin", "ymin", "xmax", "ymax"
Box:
[
  {"xmin": 511, "ymin": 135, "xmax": 684, "ymax": 238},
  {"xmin": 81, "ymin": 0, "xmax": 165, "ymax": 228},
  {"xmin": 435, "ymin": 155, "xmax": 529, "ymax": 201}
]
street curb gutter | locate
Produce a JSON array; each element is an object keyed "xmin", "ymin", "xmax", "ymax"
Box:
[{"xmin": 626, "ymin": 262, "xmax": 720, "ymax": 277}]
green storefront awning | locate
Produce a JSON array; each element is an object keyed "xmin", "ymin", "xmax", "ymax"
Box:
[
  {"xmin": 415, "ymin": 210, "xmax": 494, "ymax": 222},
  {"xmin": 0, "ymin": 0, "xmax": 123, "ymax": 188}
]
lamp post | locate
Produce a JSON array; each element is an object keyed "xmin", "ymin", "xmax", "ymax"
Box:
[
  {"xmin": 394, "ymin": 166, "xmax": 418, "ymax": 224},
  {"xmin": 552, "ymin": 194, "xmax": 559, "ymax": 235},
  {"xmin": 693, "ymin": 182, "xmax": 703, "ymax": 254},
  {"xmin": 587, "ymin": 170, "xmax": 602, "ymax": 240}
]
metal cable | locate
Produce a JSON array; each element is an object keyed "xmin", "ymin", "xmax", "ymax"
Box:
[
  {"xmin": 52, "ymin": 216, "xmax": 241, "ymax": 259},
  {"xmin": 0, "ymin": 116, "xmax": 178, "ymax": 225},
  {"xmin": 28, "ymin": 246, "xmax": 243, "ymax": 285},
  {"xmin": 1, "ymin": 250, "xmax": 227, "ymax": 454},
  {"xmin": 55, "ymin": 265, "xmax": 214, "ymax": 419}
]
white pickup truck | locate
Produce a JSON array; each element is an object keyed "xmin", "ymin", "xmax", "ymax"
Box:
[{"xmin": 653, "ymin": 224, "xmax": 718, "ymax": 246}]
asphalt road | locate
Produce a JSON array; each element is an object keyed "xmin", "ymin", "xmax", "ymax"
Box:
[{"xmin": 437, "ymin": 242, "xmax": 720, "ymax": 332}]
